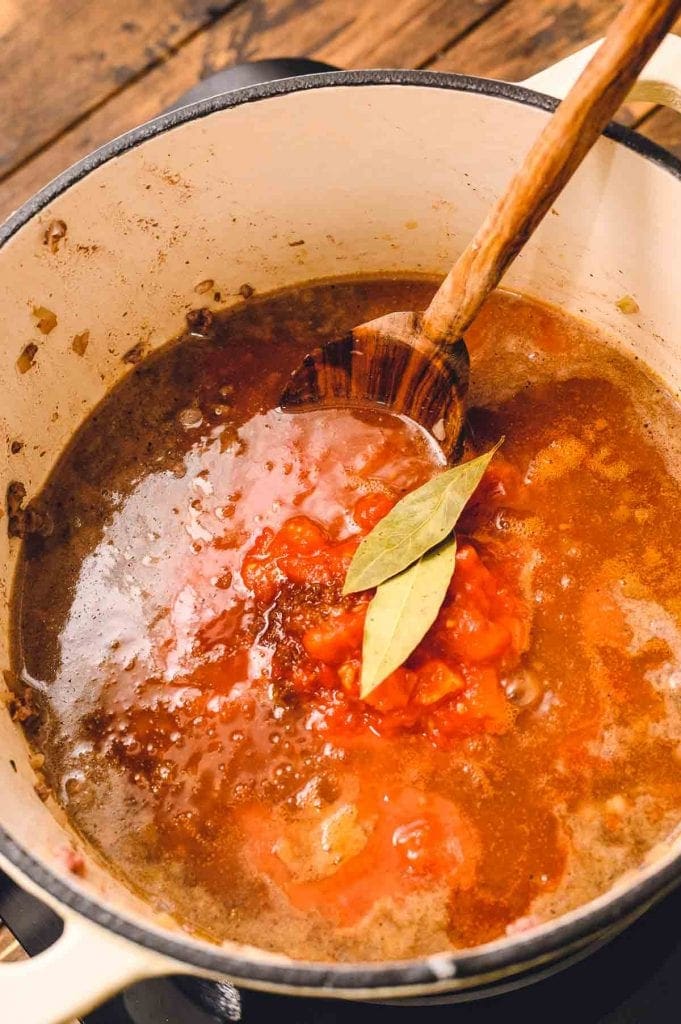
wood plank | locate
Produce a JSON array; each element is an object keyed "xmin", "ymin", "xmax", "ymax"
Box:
[
  {"xmin": 429, "ymin": 0, "xmax": 620, "ymax": 80},
  {"xmin": 638, "ymin": 105, "xmax": 681, "ymax": 159},
  {"xmin": 0, "ymin": 0, "xmax": 243, "ymax": 178},
  {"xmin": 429, "ymin": 1, "xmax": 681, "ymax": 128},
  {"xmin": 0, "ymin": 0, "xmax": 507, "ymax": 221}
]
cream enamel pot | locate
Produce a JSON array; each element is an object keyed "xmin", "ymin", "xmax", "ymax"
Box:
[{"xmin": 2, "ymin": 38, "xmax": 681, "ymax": 1024}]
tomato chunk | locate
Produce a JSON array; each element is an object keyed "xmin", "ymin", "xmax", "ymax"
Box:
[
  {"xmin": 271, "ymin": 516, "xmax": 327, "ymax": 555},
  {"xmin": 239, "ymin": 787, "xmax": 480, "ymax": 927},
  {"xmin": 241, "ymin": 527, "xmax": 281, "ymax": 603},
  {"xmin": 353, "ymin": 492, "xmax": 396, "ymax": 530},
  {"xmin": 363, "ymin": 667, "xmax": 416, "ymax": 711},
  {"xmin": 241, "ymin": 518, "xmax": 528, "ymax": 746},
  {"xmin": 303, "ymin": 609, "xmax": 366, "ymax": 665},
  {"xmin": 429, "ymin": 666, "xmax": 512, "ymax": 740},
  {"xmin": 413, "ymin": 660, "xmax": 466, "ymax": 705}
]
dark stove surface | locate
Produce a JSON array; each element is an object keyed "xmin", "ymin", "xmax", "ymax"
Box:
[{"xmin": 2, "ymin": 868, "xmax": 680, "ymax": 1024}]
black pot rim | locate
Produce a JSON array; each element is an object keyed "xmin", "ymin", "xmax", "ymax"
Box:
[{"xmin": 2, "ymin": 67, "xmax": 681, "ymax": 995}]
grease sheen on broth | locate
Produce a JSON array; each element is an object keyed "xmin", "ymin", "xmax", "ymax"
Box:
[{"xmin": 11, "ymin": 277, "xmax": 681, "ymax": 961}]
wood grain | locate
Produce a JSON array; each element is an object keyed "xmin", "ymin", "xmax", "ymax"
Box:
[
  {"xmin": 430, "ymin": 0, "xmax": 621, "ymax": 80},
  {"xmin": 0, "ymin": 0, "xmax": 507, "ymax": 221},
  {"xmin": 281, "ymin": 314, "xmax": 469, "ymax": 458},
  {"xmin": 432, "ymin": 0, "xmax": 681, "ymax": 128},
  {"xmin": 210, "ymin": 0, "xmax": 508, "ymax": 71},
  {"xmin": 0, "ymin": 0, "xmax": 243, "ymax": 178}
]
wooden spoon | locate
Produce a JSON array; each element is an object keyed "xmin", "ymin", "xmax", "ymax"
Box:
[{"xmin": 281, "ymin": 0, "xmax": 681, "ymax": 458}]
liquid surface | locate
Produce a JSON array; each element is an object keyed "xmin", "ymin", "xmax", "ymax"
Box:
[{"xmin": 12, "ymin": 278, "xmax": 681, "ymax": 960}]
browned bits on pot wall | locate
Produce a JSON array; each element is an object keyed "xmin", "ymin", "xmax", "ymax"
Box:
[
  {"xmin": 239, "ymin": 283, "xmax": 254, "ymax": 300},
  {"xmin": 32, "ymin": 305, "xmax": 58, "ymax": 334},
  {"xmin": 43, "ymin": 219, "xmax": 67, "ymax": 253},
  {"xmin": 186, "ymin": 308, "xmax": 213, "ymax": 336},
  {"xmin": 34, "ymin": 778, "xmax": 50, "ymax": 802},
  {"xmin": 10, "ymin": 441, "xmax": 23, "ymax": 454},
  {"xmin": 17, "ymin": 342, "xmax": 38, "ymax": 373},
  {"xmin": 72, "ymin": 330, "xmax": 90, "ymax": 356},
  {"xmin": 64, "ymin": 848, "xmax": 86, "ymax": 876},
  {"xmin": 14, "ymin": 505, "xmax": 54, "ymax": 539},
  {"xmin": 178, "ymin": 406, "xmax": 203, "ymax": 430},
  {"xmin": 194, "ymin": 279, "xmax": 214, "ymax": 295},
  {"xmin": 122, "ymin": 342, "xmax": 145, "ymax": 365},
  {"xmin": 8, "ymin": 686, "xmax": 36, "ymax": 724},
  {"xmin": 617, "ymin": 295, "xmax": 640, "ymax": 315},
  {"xmin": 7, "ymin": 481, "xmax": 26, "ymax": 517},
  {"xmin": 6, "ymin": 481, "xmax": 54, "ymax": 539}
]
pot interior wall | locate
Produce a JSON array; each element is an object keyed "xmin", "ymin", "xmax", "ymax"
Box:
[{"xmin": 1, "ymin": 79, "xmax": 681, "ymax": 960}]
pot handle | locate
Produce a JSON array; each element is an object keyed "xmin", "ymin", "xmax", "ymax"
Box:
[
  {"xmin": 523, "ymin": 32, "xmax": 681, "ymax": 112},
  {"xmin": 165, "ymin": 57, "xmax": 340, "ymax": 112},
  {"xmin": 2, "ymin": 913, "xmax": 174, "ymax": 1024},
  {"xmin": 0, "ymin": 856, "xmax": 228, "ymax": 1024}
]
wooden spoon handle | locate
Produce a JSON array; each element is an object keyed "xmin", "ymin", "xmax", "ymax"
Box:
[{"xmin": 422, "ymin": 0, "xmax": 681, "ymax": 346}]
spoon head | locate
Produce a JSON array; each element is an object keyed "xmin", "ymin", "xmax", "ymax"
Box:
[{"xmin": 280, "ymin": 311, "xmax": 470, "ymax": 459}]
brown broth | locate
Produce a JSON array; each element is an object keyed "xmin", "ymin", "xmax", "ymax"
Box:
[{"xmin": 11, "ymin": 277, "xmax": 681, "ymax": 961}]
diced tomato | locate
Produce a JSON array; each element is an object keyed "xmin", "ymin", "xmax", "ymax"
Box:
[
  {"xmin": 465, "ymin": 666, "xmax": 512, "ymax": 732},
  {"xmin": 429, "ymin": 666, "xmax": 512, "ymax": 740},
  {"xmin": 269, "ymin": 516, "xmax": 327, "ymax": 556},
  {"xmin": 240, "ymin": 523, "xmax": 526, "ymax": 747},
  {"xmin": 435, "ymin": 544, "xmax": 524, "ymax": 667},
  {"xmin": 363, "ymin": 667, "xmax": 417, "ymax": 712},
  {"xmin": 241, "ymin": 559, "xmax": 277, "ymax": 603},
  {"xmin": 462, "ymin": 457, "xmax": 525, "ymax": 517},
  {"xmin": 413, "ymin": 660, "xmax": 466, "ymax": 705},
  {"xmin": 501, "ymin": 613, "xmax": 531, "ymax": 655},
  {"xmin": 241, "ymin": 527, "xmax": 282, "ymax": 604},
  {"xmin": 303, "ymin": 609, "xmax": 366, "ymax": 664},
  {"xmin": 450, "ymin": 543, "xmax": 498, "ymax": 602},
  {"xmin": 248, "ymin": 526, "xmax": 275, "ymax": 554},
  {"xmin": 277, "ymin": 552, "xmax": 338, "ymax": 586},
  {"xmin": 442, "ymin": 606, "xmax": 512, "ymax": 663},
  {"xmin": 290, "ymin": 661, "xmax": 338, "ymax": 693},
  {"xmin": 283, "ymin": 537, "xmax": 359, "ymax": 587},
  {"xmin": 353, "ymin": 492, "xmax": 396, "ymax": 530},
  {"xmin": 337, "ymin": 659, "xmax": 360, "ymax": 695},
  {"xmin": 242, "ymin": 517, "xmax": 361, "ymax": 597}
]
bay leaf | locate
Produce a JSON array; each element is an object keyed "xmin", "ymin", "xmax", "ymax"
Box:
[
  {"xmin": 360, "ymin": 536, "xmax": 457, "ymax": 698},
  {"xmin": 344, "ymin": 440, "xmax": 502, "ymax": 595}
]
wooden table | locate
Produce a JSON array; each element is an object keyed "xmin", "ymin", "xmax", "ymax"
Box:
[{"xmin": 0, "ymin": 0, "xmax": 680, "ymax": 224}]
